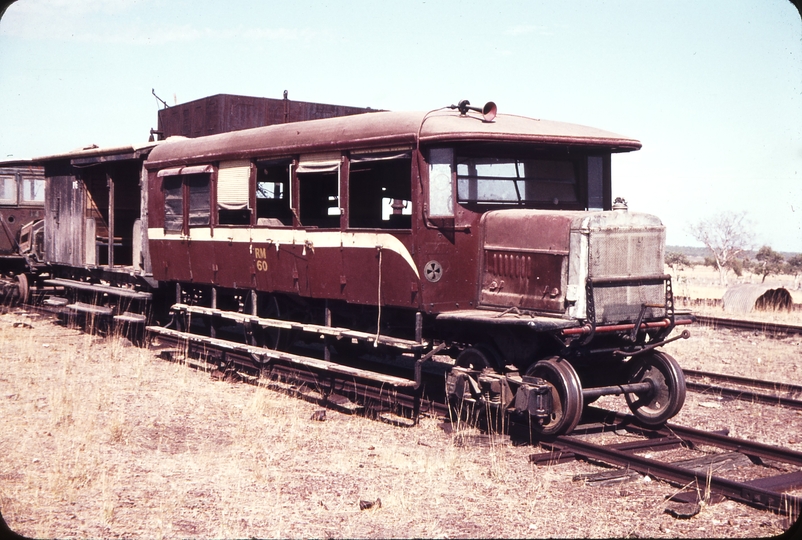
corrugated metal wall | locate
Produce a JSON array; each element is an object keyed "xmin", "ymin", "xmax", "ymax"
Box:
[
  {"xmin": 722, "ymin": 284, "xmax": 793, "ymax": 313},
  {"xmin": 157, "ymin": 94, "xmax": 376, "ymax": 139}
]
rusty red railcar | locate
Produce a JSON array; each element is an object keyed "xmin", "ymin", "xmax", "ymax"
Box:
[{"xmin": 142, "ymin": 100, "xmax": 692, "ymax": 435}]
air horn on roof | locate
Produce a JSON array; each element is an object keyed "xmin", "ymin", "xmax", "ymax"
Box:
[{"xmin": 449, "ymin": 99, "xmax": 497, "ymax": 122}]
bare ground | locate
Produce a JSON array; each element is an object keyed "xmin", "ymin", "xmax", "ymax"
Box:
[{"xmin": 0, "ymin": 309, "xmax": 800, "ymax": 539}]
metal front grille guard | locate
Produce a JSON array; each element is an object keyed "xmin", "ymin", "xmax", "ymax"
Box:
[{"xmin": 576, "ymin": 273, "xmax": 675, "ymax": 346}]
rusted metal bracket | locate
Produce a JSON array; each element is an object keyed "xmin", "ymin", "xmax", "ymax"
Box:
[
  {"xmin": 618, "ymin": 329, "xmax": 691, "ymax": 357},
  {"xmin": 414, "ymin": 342, "xmax": 447, "ymax": 389}
]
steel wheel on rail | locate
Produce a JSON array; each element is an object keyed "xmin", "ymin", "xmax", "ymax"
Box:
[
  {"xmin": 456, "ymin": 344, "xmax": 501, "ymax": 372},
  {"xmin": 259, "ymin": 294, "xmax": 285, "ymax": 350},
  {"xmin": 526, "ymin": 357, "xmax": 584, "ymax": 436},
  {"xmin": 14, "ymin": 274, "xmax": 29, "ymax": 305},
  {"xmin": 624, "ymin": 350, "xmax": 686, "ymax": 426}
]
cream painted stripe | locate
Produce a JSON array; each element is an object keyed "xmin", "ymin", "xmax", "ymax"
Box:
[{"xmin": 148, "ymin": 227, "xmax": 420, "ymax": 279}]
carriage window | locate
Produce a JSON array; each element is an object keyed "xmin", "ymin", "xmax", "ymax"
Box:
[
  {"xmin": 298, "ymin": 155, "xmax": 340, "ymax": 228},
  {"xmin": 218, "ymin": 160, "xmax": 251, "ymax": 225},
  {"xmin": 20, "ymin": 177, "xmax": 45, "ymax": 204},
  {"xmin": 160, "ymin": 165, "xmax": 213, "ymax": 232},
  {"xmin": 456, "ymin": 157, "xmax": 577, "ymax": 206},
  {"xmin": 349, "ymin": 151, "xmax": 412, "ymax": 229},
  {"xmin": 187, "ymin": 174, "xmax": 210, "ymax": 227},
  {"xmin": 0, "ymin": 176, "xmax": 16, "ymax": 205},
  {"xmin": 163, "ymin": 176, "xmax": 183, "ymax": 232},
  {"xmin": 255, "ymin": 160, "xmax": 292, "ymax": 226}
]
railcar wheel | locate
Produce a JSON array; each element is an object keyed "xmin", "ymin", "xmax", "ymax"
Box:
[
  {"xmin": 260, "ymin": 295, "xmax": 284, "ymax": 350},
  {"xmin": 15, "ymin": 274, "xmax": 29, "ymax": 305},
  {"xmin": 456, "ymin": 344, "xmax": 500, "ymax": 372},
  {"xmin": 624, "ymin": 351, "xmax": 686, "ymax": 426},
  {"xmin": 526, "ymin": 358, "xmax": 584, "ymax": 436}
]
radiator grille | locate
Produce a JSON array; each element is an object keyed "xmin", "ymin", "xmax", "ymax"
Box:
[{"xmin": 588, "ymin": 228, "xmax": 665, "ymax": 323}]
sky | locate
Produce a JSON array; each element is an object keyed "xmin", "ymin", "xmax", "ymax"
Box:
[{"xmin": 1, "ymin": 0, "xmax": 800, "ymax": 252}]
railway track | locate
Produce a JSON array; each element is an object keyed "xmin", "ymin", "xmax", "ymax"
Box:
[
  {"xmin": 9, "ymin": 303, "xmax": 802, "ymax": 521},
  {"xmin": 529, "ymin": 408, "xmax": 802, "ymax": 519},
  {"xmin": 684, "ymin": 369, "xmax": 802, "ymax": 411},
  {"xmin": 694, "ymin": 315, "xmax": 802, "ymax": 336},
  {"xmin": 143, "ymin": 318, "xmax": 802, "ymax": 520}
]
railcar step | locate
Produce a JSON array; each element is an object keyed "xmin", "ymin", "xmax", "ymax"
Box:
[
  {"xmin": 44, "ymin": 278, "xmax": 152, "ymax": 300},
  {"xmin": 66, "ymin": 302, "xmax": 114, "ymax": 317},
  {"xmin": 145, "ymin": 325, "xmax": 418, "ymax": 388},
  {"xmin": 170, "ymin": 303, "xmax": 428, "ymax": 351},
  {"xmin": 113, "ymin": 312, "xmax": 147, "ymax": 324}
]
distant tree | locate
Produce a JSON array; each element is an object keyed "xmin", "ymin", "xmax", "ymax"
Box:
[
  {"xmin": 688, "ymin": 211, "xmax": 754, "ymax": 285},
  {"xmin": 665, "ymin": 252, "xmax": 691, "ymax": 271},
  {"xmin": 754, "ymin": 245, "xmax": 785, "ymax": 283},
  {"xmin": 730, "ymin": 257, "xmax": 744, "ymax": 277},
  {"xmin": 787, "ymin": 254, "xmax": 802, "ymax": 289}
]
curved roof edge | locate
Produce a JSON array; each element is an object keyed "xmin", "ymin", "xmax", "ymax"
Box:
[{"xmin": 146, "ymin": 109, "xmax": 641, "ymax": 168}]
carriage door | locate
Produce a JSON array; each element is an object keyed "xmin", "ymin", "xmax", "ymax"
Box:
[{"xmin": 44, "ymin": 174, "xmax": 86, "ymax": 266}]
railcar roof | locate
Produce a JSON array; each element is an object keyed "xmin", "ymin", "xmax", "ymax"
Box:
[
  {"xmin": 145, "ymin": 109, "xmax": 641, "ymax": 168},
  {"xmin": 34, "ymin": 141, "xmax": 159, "ymax": 163}
]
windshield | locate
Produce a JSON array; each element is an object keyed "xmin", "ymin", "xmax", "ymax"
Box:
[{"xmin": 456, "ymin": 156, "xmax": 578, "ymax": 206}]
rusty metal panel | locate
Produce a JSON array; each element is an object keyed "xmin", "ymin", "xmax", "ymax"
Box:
[
  {"xmin": 157, "ymin": 94, "xmax": 376, "ymax": 139},
  {"xmin": 476, "ymin": 210, "xmax": 573, "ymax": 313},
  {"xmin": 44, "ymin": 174, "xmax": 86, "ymax": 266}
]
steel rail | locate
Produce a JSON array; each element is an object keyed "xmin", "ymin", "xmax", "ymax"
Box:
[
  {"xmin": 694, "ymin": 315, "xmax": 802, "ymax": 336},
  {"xmin": 685, "ymin": 382, "xmax": 802, "ymax": 411},
  {"xmin": 684, "ymin": 369, "xmax": 802, "ymax": 411},
  {"xmin": 684, "ymin": 369, "xmax": 802, "ymax": 395},
  {"xmin": 584, "ymin": 408, "xmax": 802, "ymax": 465},
  {"xmin": 536, "ymin": 434, "xmax": 802, "ymax": 516}
]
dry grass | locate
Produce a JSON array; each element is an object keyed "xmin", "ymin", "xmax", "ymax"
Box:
[{"xmin": 0, "ymin": 282, "xmax": 800, "ymax": 538}]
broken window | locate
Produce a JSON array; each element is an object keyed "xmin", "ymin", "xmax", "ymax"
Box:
[
  {"xmin": 255, "ymin": 159, "xmax": 292, "ymax": 226},
  {"xmin": 187, "ymin": 174, "xmax": 210, "ymax": 227},
  {"xmin": 349, "ymin": 151, "xmax": 412, "ymax": 229},
  {"xmin": 159, "ymin": 165, "xmax": 213, "ymax": 233},
  {"xmin": 298, "ymin": 154, "xmax": 340, "ymax": 229},
  {"xmin": 163, "ymin": 176, "xmax": 183, "ymax": 233}
]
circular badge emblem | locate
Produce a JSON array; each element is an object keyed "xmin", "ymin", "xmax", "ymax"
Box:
[{"xmin": 424, "ymin": 260, "xmax": 443, "ymax": 283}]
